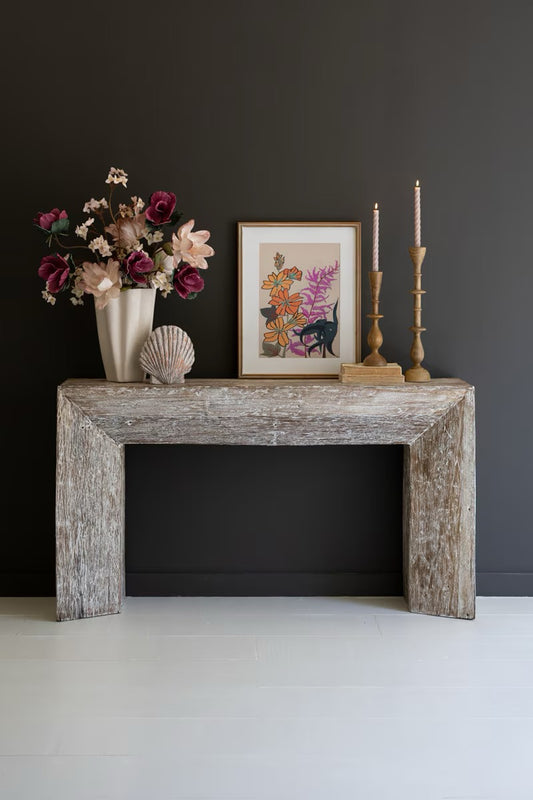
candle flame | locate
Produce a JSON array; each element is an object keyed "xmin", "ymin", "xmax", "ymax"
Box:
[
  {"xmin": 374, "ymin": 203, "xmax": 378, "ymax": 210},
  {"xmin": 415, "ymin": 180, "xmax": 420, "ymax": 187}
]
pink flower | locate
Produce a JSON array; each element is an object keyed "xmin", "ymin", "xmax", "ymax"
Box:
[
  {"xmin": 80, "ymin": 259, "xmax": 122, "ymax": 309},
  {"xmin": 105, "ymin": 213, "xmax": 147, "ymax": 250},
  {"xmin": 172, "ymin": 219, "xmax": 214, "ymax": 270},
  {"xmin": 145, "ymin": 191, "xmax": 176, "ymax": 225},
  {"xmin": 125, "ymin": 250, "xmax": 154, "ymax": 285},
  {"xmin": 38, "ymin": 254, "xmax": 70, "ymax": 293},
  {"xmin": 173, "ymin": 264, "xmax": 205, "ymax": 299},
  {"xmin": 34, "ymin": 208, "xmax": 68, "ymax": 231}
]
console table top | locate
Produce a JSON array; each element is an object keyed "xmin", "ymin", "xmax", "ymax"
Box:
[
  {"xmin": 61, "ymin": 377, "xmax": 470, "ymax": 390},
  {"xmin": 58, "ymin": 378, "xmax": 473, "ymax": 447}
]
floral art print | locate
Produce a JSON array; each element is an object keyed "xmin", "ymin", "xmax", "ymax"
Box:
[
  {"xmin": 259, "ymin": 243, "xmax": 340, "ymax": 359},
  {"xmin": 239, "ymin": 222, "xmax": 360, "ymax": 377}
]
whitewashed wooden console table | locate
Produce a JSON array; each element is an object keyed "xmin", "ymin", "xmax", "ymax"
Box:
[{"xmin": 56, "ymin": 378, "xmax": 475, "ymax": 621}]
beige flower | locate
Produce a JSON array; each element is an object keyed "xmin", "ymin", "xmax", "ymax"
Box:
[
  {"xmin": 171, "ymin": 219, "xmax": 214, "ymax": 270},
  {"xmin": 83, "ymin": 197, "xmax": 108, "ymax": 214},
  {"xmin": 88, "ymin": 235, "xmax": 113, "ymax": 257},
  {"xmin": 162, "ymin": 253, "xmax": 174, "ymax": 275},
  {"xmin": 145, "ymin": 230, "xmax": 164, "ymax": 245},
  {"xmin": 105, "ymin": 213, "xmax": 147, "ymax": 252},
  {"xmin": 151, "ymin": 271, "xmax": 173, "ymax": 297},
  {"xmin": 70, "ymin": 266, "xmax": 85, "ymax": 303},
  {"xmin": 118, "ymin": 203, "xmax": 134, "ymax": 218},
  {"xmin": 105, "ymin": 167, "xmax": 128, "ymax": 187},
  {"xmin": 75, "ymin": 217, "xmax": 94, "ymax": 240},
  {"xmin": 131, "ymin": 196, "xmax": 145, "ymax": 214},
  {"xmin": 80, "ymin": 259, "xmax": 122, "ymax": 309}
]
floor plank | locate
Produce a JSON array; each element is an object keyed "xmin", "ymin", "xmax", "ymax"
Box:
[{"xmin": 0, "ymin": 596, "xmax": 531, "ymax": 799}]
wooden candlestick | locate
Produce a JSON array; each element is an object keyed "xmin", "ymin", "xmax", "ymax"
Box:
[
  {"xmin": 363, "ymin": 271, "xmax": 387, "ymax": 367},
  {"xmin": 405, "ymin": 246, "xmax": 430, "ymax": 382}
]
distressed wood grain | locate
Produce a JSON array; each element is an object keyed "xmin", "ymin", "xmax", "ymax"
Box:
[
  {"xmin": 403, "ymin": 388, "xmax": 476, "ymax": 619},
  {"xmin": 56, "ymin": 379, "xmax": 475, "ymax": 621},
  {"xmin": 56, "ymin": 391, "xmax": 125, "ymax": 621}
]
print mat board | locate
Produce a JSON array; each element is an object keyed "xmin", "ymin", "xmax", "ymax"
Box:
[{"xmin": 238, "ymin": 222, "xmax": 361, "ymax": 377}]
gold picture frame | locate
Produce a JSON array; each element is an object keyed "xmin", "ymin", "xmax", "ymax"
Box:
[{"xmin": 238, "ymin": 221, "xmax": 361, "ymax": 378}]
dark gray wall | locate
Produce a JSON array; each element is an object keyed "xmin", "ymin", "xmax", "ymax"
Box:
[{"xmin": 2, "ymin": 0, "xmax": 532, "ymax": 595}]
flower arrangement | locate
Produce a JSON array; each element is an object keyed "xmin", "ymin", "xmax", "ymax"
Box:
[{"xmin": 34, "ymin": 167, "xmax": 214, "ymax": 309}]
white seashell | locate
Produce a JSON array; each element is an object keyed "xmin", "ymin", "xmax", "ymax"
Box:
[{"xmin": 139, "ymin": 325, "xmax": 195, "ymax": 384}]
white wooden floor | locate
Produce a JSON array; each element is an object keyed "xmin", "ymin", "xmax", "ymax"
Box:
[{"xmin": 0, "ymin": 596, "xmax": 532, "ymax": 799}]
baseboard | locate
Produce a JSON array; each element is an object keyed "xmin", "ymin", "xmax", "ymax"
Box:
[
  {"xmin": 126, "ymin": 572, "xmax": 404, "ymax": 596},
  {"xmin": 475, "ymin": 572, "xmax": 533, "ymax": 595},
  {"xmin": 3, "ymin": 571, "xmax": 533, "ymax": 597},
  {"xmin": 0, "ymin": 572, "xmax": 55, "ymax": 596}
]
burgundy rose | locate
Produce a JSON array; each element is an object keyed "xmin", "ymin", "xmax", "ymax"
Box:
[
  {"xmin": 38, "ymin": 254, "xmax": 70, "ymax": 293},
  {"xmin": 34, "ymin": 208, "xmax": 68, "ymax": 231},
  {"xmin": 125, "ymin": 250, "xmax": 154, "ymax": 284},
  {"xmin": 145, "ymin": 191, "xmax": 176, "ymax": 225},
  {"xmin": 173, "ymin": 264, "xmax": 204, "ymax": 299}
]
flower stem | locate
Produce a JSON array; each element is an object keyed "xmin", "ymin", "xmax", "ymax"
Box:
[
  {"xmin": 54, "ymin": 236, "xmax": 90, "ymax": 252},
  {"xmin": 108, "ymin": 185, "xmax": 117, "ymax": 226}
]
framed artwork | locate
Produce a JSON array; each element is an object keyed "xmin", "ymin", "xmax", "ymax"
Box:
[{"xmin": 238, "ymin": 221, "xmax": 361, "ymax": 378}]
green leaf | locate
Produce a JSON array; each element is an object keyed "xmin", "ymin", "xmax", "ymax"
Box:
[
  {"xmin": 260, "ymin": 306, "xmax": 277, "ymax": 322},
  {"xmin": 186, "ymin": 292, "xmax": 198, "ymax": 300},
  {"xmin": 262, "ymin": 341, "xmax": 281, "ymax": 357},
  {"xmin": 146, "ymin": 210, "xmax": 182, "ymax": 231},
  {"xmin": 51, "ymin": 218, "xmax": 70, "ymax": 235},
  {"xmin": 162, "ymin": 241, "xmax": 174, "ymax": 256},
  {"xmin": 153, "ymin": 249, "xmax": 167, "ymax": 269},
  {"xmin": 168, "ymin": 210, "xmax": 183, "ymax": 226}
]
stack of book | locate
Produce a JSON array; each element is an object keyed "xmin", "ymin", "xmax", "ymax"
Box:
[{"xmin": 339, "ymin": 363, "xmax": 405, "ymax": 385}]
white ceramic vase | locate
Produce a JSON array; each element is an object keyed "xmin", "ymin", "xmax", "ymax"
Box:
[{"xmin": 95, "ymin": 288, "xmax": 156, "ymax": 382}]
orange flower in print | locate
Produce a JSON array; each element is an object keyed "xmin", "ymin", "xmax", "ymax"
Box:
[
  {"xmin": 283, "ymin": 266, "xmax": 303, "ymax": 281},
  {"xmin": 269, "ymin": 288, "xmax": 303, "ymax": 316},
  {"xmin": 264, "ymin": 316, "xmax": 296, "ymax": 347},
  {"xmin": 261, "ymin": 270, "xmax": 293, "ymax": 295},
  {"xmin": 290, "ymin": 311, "xmax": 307, "ymax": 327}
]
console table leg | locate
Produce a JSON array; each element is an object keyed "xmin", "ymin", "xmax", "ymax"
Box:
[
  {"xmin": 403, "ymin": 390, "xmax": 476, "ymax": 619},
  {"xmin": 56, "ymin": 393, "xmax": 125, "ymax": 621}
]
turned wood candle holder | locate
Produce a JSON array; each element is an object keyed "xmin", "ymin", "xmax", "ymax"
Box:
[
  {"xmin": 405, "ymin": 246, "xmax": 431, "ymax": 382},
  {"xmin": 363, "ymin": 271, "xmax": 387, "ymax": 367}
]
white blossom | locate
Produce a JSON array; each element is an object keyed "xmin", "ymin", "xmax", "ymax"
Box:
[
  {"xmin": 83, "ymin": 197, "xmax": 108, "ymax": 214},
  {"xmin": 162, "ymin": 253, "xmax": 174, "ymax": 275},
  {"xmin": 145, "ymin": 230, "xmax": 164, "ymax": 245},
  {"xmin": 151, "ymin": 271, "xmax": 173, "ymax": 298},
  {"xmin": 41, "ymin": 289, "xmax": 56, "ymax": 305},
  {"xmin": 131, "ymin": 196, "xmax": 145, "ymax": 214},
  {"xmin": 105, "ymin": 167, "xmax": 128, "ymax": 187},
  {"xmin": 70, "ymin": 267, "xmax": 85, "ymax": 301},
  {"xmin": 118, "ymin": 203, "xmax": 133, "ymax": 218},
  {"xmin": 88, "ymin": 235, "xmax": 113, "ymax": 257},
  {"xmin": 97, "ymin": 276, "xmax": 113, "ymax": 292},
  {"xmin": 75, "ymin": 217, "xmax": 94, "ymax": 240}
]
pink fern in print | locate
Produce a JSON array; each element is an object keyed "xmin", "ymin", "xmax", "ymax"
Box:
[{"xmin": 286, "ymin": 261, "xmax": 340, "ymax": 356}]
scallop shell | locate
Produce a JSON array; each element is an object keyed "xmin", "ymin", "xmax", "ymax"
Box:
[{"xmin": 139, "ymin": 325, "xmax": 195, "ymax": 384}]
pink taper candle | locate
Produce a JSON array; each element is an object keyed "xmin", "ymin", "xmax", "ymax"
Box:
[
  {"xmin": 372, "ymin": 203, "xmax": 379, "ymax": 271},
  {"xmin": 414, "ymin": 180, "xmax": 421, "ymax": 247}
]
